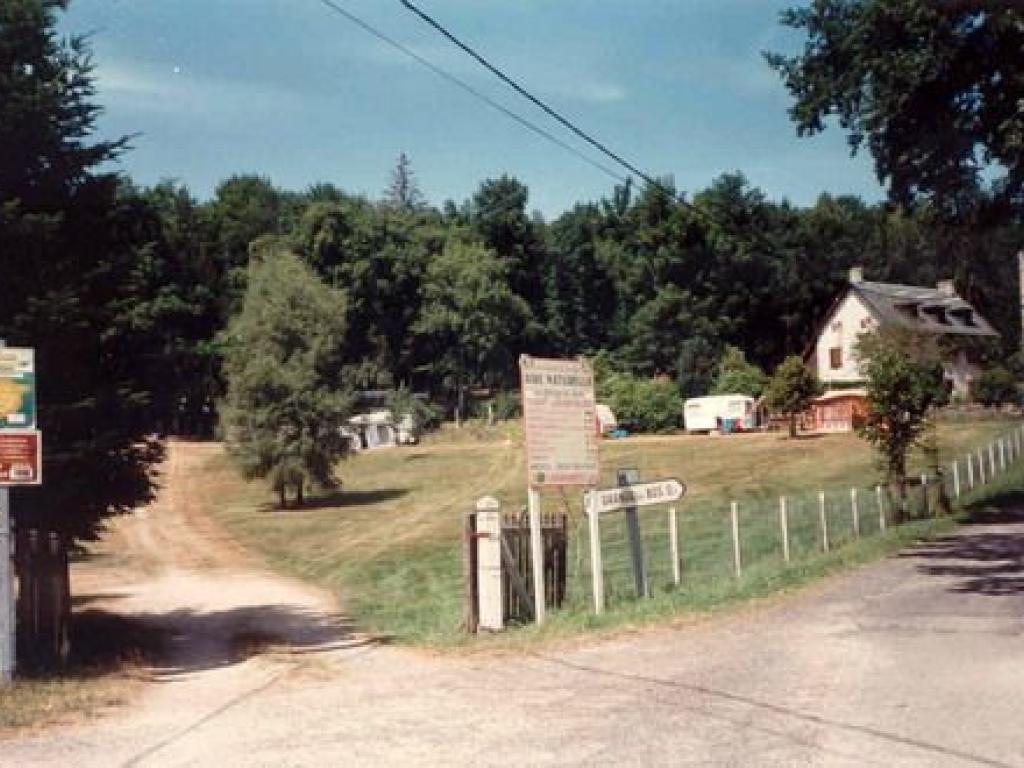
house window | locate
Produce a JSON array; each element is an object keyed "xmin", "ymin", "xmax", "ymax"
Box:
[{"xmin": 829, "ymin": 347, "xmax": 842, "ymax": 370}]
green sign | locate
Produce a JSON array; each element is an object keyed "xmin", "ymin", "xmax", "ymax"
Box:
[{"xmin": 0, "ymin": 348, "xmax": 35, "ymax": 430}]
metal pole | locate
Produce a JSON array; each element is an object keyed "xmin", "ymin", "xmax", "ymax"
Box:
[
  {"xmin": 527, "ymin": 486, "xmax": 546, "ymax": 624},
  {"xmin": 0, "ymin": 337, "xmax": 12, "ymax": 683}
]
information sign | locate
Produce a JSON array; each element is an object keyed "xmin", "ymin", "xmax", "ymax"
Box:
[
  {"xmin": 0, "ymin": 430, "xmax": 42, "ymax": 486},
  {"xmin": 520, "ymin": 355, "xmax": 599, "ymax": 487},
  {"xmin": 0, "ymin": 348, "xmax": 35, "ymax": 429},
  {"xmin": 592, "ymin": 478, "xmax": 686, "ymax": 514}
]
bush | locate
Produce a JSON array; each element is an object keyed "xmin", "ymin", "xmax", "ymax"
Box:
[
  {"xmin": 602, "ymin": 372, "xmax": 682, "ymax": 433},
  {"xmin": 974, "ymin": 366, "xmax": 1018, "ymax": 407}
]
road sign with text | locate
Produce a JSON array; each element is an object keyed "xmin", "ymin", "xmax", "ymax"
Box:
[{"xmin": 591, "ymin": 478, "xmax": 685, "ymax": 514}]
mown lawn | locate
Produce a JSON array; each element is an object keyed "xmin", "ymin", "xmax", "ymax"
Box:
[{"xmin": 208, "ymin": 413, "xmax": 1021, "ymax": 646}]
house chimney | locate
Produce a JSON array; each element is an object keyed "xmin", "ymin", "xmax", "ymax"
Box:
[
  {"xmin": 936, "ymin": 279, "xmax": 956, "ymax": 297},
  {"xmin": 848, "ymin": 266, "xmax": 864, "ymax": 284}
]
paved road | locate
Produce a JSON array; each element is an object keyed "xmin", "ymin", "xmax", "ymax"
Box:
[{"xmin": 4, "ymin": 444, "xmax": 1024, "ymax": 766}]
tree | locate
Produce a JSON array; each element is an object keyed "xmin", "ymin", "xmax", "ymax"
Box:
[
  {"xmin": 382, "ymin": 152, "xmax": 423, "ymax": 211},
  {"xmin": 763, "ymin": 356, "xmax": 822, "ymax": 437},
  {"xmin": 712, "ymin": 346, "xmax": 767, "ymax": 397},
  {"xmin": 854, "ymin": 329, "xmax": 947, "ymax": 519},
  {"xmin": 220, "ymin": 249, "xmax": 353, "ymax": 508},
  {"xmin": 768, "ymin": 1, "xmax": 1024, "ymax": 215},
  {"xmin": 412, "ymin": 239, "xmax": 532, "ymax": 417},
  {"xmin": 0, "ymin": 0, "xmax": 163, "ymax": 541},
  {"xmin": 974, "ymin": 366, "xmax": 1018, "ymax": 407}
]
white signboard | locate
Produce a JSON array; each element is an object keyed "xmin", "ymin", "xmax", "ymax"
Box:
[
  {"xmin": 592, "ymin": 478, "xmax": 685, "ymax": 514},
  {"xmin": 520, "ymin": 355, "xmax": 599, "ymax": 487}
]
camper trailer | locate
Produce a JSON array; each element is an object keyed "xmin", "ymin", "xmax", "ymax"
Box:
[{"xmin": 683, "ymin": 395, "xmax": 757, "ymax": 433}]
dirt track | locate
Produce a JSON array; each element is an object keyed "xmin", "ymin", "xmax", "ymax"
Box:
[{"xmin": 4, "ymin": 441, "xmax": 1024, "ymax": 766}]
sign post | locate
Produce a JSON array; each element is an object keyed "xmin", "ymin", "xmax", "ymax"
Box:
[
  {"xmin": 617, "ymin": 468, "xmax": 648, "ymax": 598},
  {"xmin": 0, "ymin": 343, "xmax": 39, "ymax": 683},
  {"xmin": 520, "ymin": 355, "xmax": 599, "ymax": 624}
]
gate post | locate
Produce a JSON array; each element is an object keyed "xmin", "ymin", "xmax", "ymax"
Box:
[{"xmin": 475, "ymin": 496, "xmax": 504, "ymax": 631}]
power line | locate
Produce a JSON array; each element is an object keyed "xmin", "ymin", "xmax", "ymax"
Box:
[
  {"xmin": 398, "ymin": 0, "xmax": 785, "ymax": 252},
  {"xmin": 314, "ymin": 0, "xmax": 627, "ymax": 185}
]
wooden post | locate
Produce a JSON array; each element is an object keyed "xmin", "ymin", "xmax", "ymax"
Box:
[
  {"xmin": 952, "ymin": 459, "xmax": 961, "ymax": 499},
  {"xmin": 586, "ymin": 491, "xmax": 604, "ymax": 614},
  {"xmin": 668, "ymin": 507, "xmax": 681, "ymax": 586},
  {"xmin": 462, "ymin": 511, "xmax": 478, "ymax": 633},
  {"xmin": 978, "ymin": 449, "xmax": 986, "ymax": 485},
  {"xmin": 730, "ymin": 501, "xmax": 742, "ymax": 577},
  {"xmin": 527, "ymin": 487, "xmax": 546, "ymax": 624},
  {"xmin": 988, "ymin": 443, "xmax": 996, "ymax": 478},
  {"xmin": 876, "ymin": 485, "xmax": 886, "ymax": 532},
  {"xmin": 850, "ymin": 487, "xmax": 860, "ymax": 538},
  {"xmin": 999, "ymin": 438, "xmax": 1006, "ymax": 472},
  {"xmin": 819, "ymin": 491, "xmax": 829, "ymax": 552},
  {"xmin": 920, "ymin": 473, "xmax": 929, "ymax": 517},
  {"xmin": 779, "ymin": 496, "xmax": 790, "ymax": 563},
  {"xmin": 966, "ymin": 452, "xmax": 975, "ymax": 489}
]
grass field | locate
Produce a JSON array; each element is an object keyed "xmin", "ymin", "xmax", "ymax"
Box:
[{"xmin": 209, "ymin": 413, "xmax": 1021, "ymax": 646}]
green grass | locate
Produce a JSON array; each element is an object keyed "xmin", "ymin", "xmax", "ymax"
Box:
[{"xmin": 207, "ymin": 414, "xmax": 1021, "ymax": 646}]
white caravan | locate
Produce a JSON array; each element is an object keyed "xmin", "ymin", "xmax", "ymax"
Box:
[{"xmin": 683, "ymin": 395, "xmax": 757, "ymax": 433}]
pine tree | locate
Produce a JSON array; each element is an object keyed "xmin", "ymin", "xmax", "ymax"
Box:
[{"xmin": 383, "ymin": 152, "xmax": 423, "ymax": 211}]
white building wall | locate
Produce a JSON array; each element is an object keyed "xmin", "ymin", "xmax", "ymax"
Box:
[
  {"xmin": 944, "ymin": 349, "xmax": 980, "ymax": 400},
  {"xmin": 814, "ymin": 292, "xmax": 876, "ymax": 385}
]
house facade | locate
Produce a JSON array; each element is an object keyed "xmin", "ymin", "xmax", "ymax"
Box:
[{"xmin": 811, "ymin": 267, "xmax": 999, "ymax": 402}]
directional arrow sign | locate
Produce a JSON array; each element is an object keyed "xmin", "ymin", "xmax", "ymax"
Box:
[{"xmin": 592, "ymin": 478, "xmax": 686, "ymax": 514}]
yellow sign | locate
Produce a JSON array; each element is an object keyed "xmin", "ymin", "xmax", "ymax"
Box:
[{"xmin": 520, "ymin": 356, "xmax": 599, "ymax": 487}]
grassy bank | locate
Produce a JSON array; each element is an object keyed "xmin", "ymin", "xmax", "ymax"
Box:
[{"xmin": 209, "ymin": 416, "xmax": 1019, "ymax": 646}]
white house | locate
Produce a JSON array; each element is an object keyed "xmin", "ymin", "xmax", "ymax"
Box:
[{"xmin": 810, "ymin": 267, "xmax": 999, "ymax": 400}]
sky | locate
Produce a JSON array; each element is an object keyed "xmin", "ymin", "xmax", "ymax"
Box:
[{"xmin": 60, "ymin": 0, "xmax": 886, "ymax": 218}]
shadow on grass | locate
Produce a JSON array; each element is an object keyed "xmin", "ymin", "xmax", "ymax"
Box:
[{"xmin": 260, "ymin": 488, "xmax": 408, "ymax": 512}]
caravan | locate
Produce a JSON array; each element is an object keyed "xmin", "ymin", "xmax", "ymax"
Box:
[{"xmin": 683, "ymin": 395, "xmax": 757, "ymax": 433}]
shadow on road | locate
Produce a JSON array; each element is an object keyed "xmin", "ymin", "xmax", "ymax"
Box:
[{"xmin": 900, "ymin": 506, "xmax": 1024, "ymax": 597}]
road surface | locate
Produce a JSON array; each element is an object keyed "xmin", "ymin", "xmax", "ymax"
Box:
[{"xmin": 4, "ymin": 442, "xmax": 1024, "ymax": 766}]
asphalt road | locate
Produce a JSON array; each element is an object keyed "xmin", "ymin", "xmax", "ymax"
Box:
[{"xmin": 4, "ymin": 444, "xmax": 1023, "ymax": 767}]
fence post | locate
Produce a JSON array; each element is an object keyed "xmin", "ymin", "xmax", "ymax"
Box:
[
  {"xmin": 978, "ymin": 449, "xmax": 986, "ymax": 484},
  {"xmin": 730, "ymin": 501, "xmax": 742, "ymax": 578},
  {"xmin": 920, "ymin": 473, "xmax": 930, "ymax": 517},
  {"xmin": 819, "ymin": 491, "xmax": 830, "ymax": 552},
  {"xmin": 475, "ymin": 497, "xmax": 503, "ymax": 631},
  {"xmin": 966, "ymin": 452, "xmax": 975, "ymax": 489},
  {"xmin": 999, "ymin": 438, "xmax": 1006, "ymax": 472},
  {"xmin": 586, "ymin": 492, "xmax": 604, "ymax": 614},
  {"xmin": 850, "ymin": 488, "xmax": 860, "ymax": 538},
  {"xmin": 668, "ymin": 507, "xmax": 681, "ymax": 587},
  {"xmin": 779, "ymin": 496, "xmax": 790, "ymax": 563},
  {"xmin": 462, "ymin": 510, "xmax": 479, "ymax": 633},
  {"xmin": 527, "ymin": 487, "xmax": 546, "ymax": 625},
  {"xmin": 876, "ymin": 485, "xmax": 886, "ymax": 533},
  {"xmin": 951, "ymin": 459, "xmax": 960, "ymax": 500},
  {"xmin": 988, "ymin": 443, "xmax": 996, "ymax": 478}
]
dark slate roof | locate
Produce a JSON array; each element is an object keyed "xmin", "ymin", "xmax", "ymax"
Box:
[{"xmin": 851, "ymin": 280, "xmax": 999, "ymax": 337}]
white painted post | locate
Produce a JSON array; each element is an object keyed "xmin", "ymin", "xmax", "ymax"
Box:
[
  {"xmin": 850, "ymin": 487, "xmax": 860, "ymax": 538},
  {"xmin": 999, "ymin": 438, "xmax": 1006, "ymax": 472},
  {"xmin": 527, "ymin": 486, "xmax": 546, "ymax": 624},
  {"xmin": 989, "ymin": 443, "xmax": 996, "ymax": 477},
  {"xmin": 779, "ymin": 496, "xmax": 790, "ymax": 563},
  {"xmin": 966, "ymin": 452, "xmax": 975, "ymax": 489},
  {"xmin": 475, "ymin": 497, "xmax": 504, "ymax": 631},
  {"xmin": 978, "ymin": 449, "xmax": 986, "ymax": 485},
  {"xmin": 952, "ymin": 459, "xmax": 961, "ymax": 500},
  {"xmin": 920, "ymin": 473, "xmax": 930, "ymax": 517},
  {"xmin": 730, "ymin": 501, "xmax": 742, "ymax": 577},
  {"xmin": 0, "ymin": 486, "xmax": 11, "ymax": 684},
  {"xmin": 669, "ymin": 507, "xmax": 681, "ymax": 587},
  {"xmin": 586, "ymin": 492, "xmax": 604, "ymax": 614},
  {"xmin": 819, "ymin": 491, "xmax": 829, "ymax": 552},
  {"xmin": 876, "ymin": 485, "xmax": 886, "ymax": 533}
]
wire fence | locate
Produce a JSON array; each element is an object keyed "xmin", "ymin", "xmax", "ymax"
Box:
[{"xmin": 562, "ymin": 424, "xmax": 1024, "ymax": 614}]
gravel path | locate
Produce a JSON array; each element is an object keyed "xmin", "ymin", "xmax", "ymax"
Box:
[{"xmin": 4, "ymin": 442, "xmax": 1024, "ymax": 767}]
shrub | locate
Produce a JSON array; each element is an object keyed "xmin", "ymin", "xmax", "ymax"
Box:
[
  {"xmin": 602, "ymin": 372, "xmax": 682, "ymax": 433},
  {"xmin": 974, "ymin": 366, "xmax": 1018, "ymax": 407}
]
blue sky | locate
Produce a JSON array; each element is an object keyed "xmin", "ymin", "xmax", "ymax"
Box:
[{"xmin": 61, "ymin": 0, "xmax": 885, "ymax": 217}]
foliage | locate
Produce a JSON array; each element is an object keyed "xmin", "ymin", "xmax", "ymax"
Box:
[
  {"xmin": 599, "ymin": 371, "xmax": 682, "ymax": 433},
  {"xmin": 0, "ymin": 0, "xmax": 161, "ymax": 539},
  {"xmin": 711, "ymin": 346, "xmax": 767, "ymax": 397},
  {"xmin": 219, "ymin": 249, "xmax": 353, "ymax": 507},
  {"xmin": 768, "ymin": 0, "xmax": 1024, "ymax": 216},
  {"xmin": 387, "ymin": 387, "xmax": 440, "ymax": 434},
  {"xmin": 854, "ymin": 329, "xmax": 948, "ymax": 516},
  {"xmin": 676, "ymin": 336, "xmax": 721, "ymax": 399},
  {"xmin": 974, "ymin": 366, "xmax": 1019, "ymax": 408},
  {"xmin": 763, "ymin": 356, "xmax": 822, "ymax": 436},
  {"xmin": 382, "ymin": 152, "xmax": 423, "ymax": 211}
]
